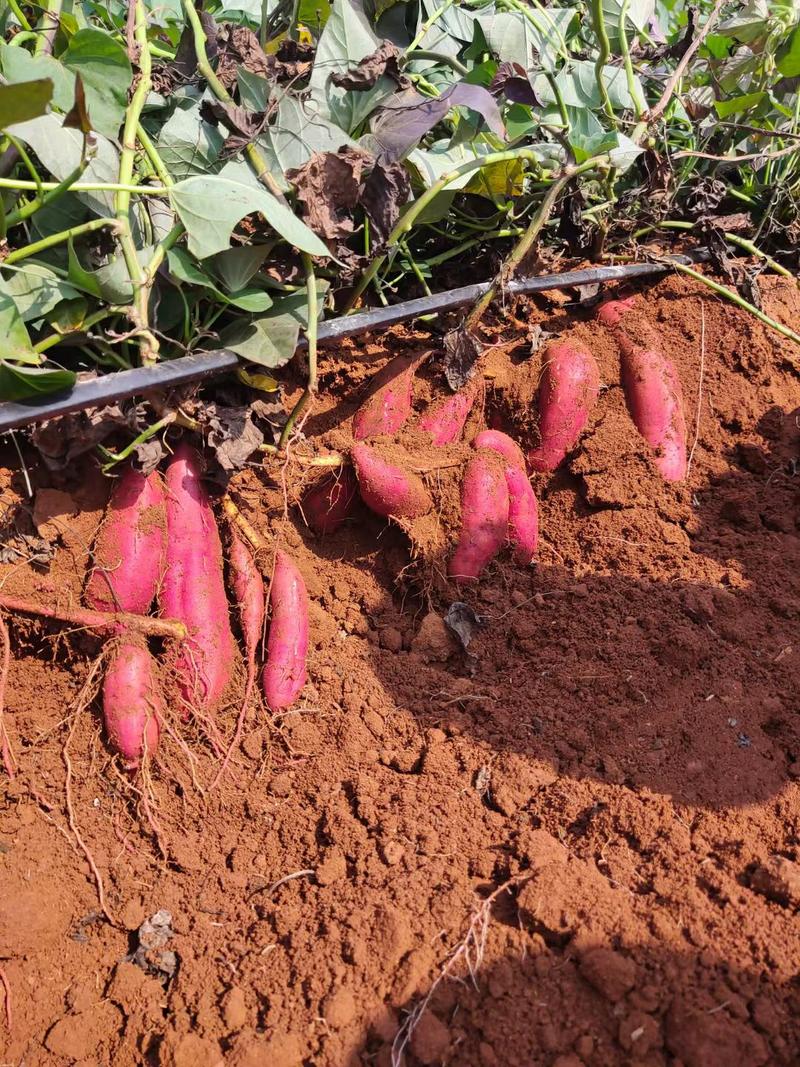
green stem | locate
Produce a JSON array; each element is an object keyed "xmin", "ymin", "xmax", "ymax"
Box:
[
  {"xmin": 7, "ymin": 0, "xmax": 33, "ymax": 31},
  {"xmin": 346, "ymin": 148, "xmax": 542, "ymax": 312},
  {"xmin": 403, "ymin": 50, "xmax": 469, "ymax": 76},
  {"xmin": 3, "ymin": 216, "xmax": 117, "ymax": 265},
  {"xmin": 182, "ymin": 0, "xmax": 286, "ymax": 203},
  {"xmin": 400, "ymin": 239, "xmax": 432, "ymax": 297},
  {"xmin": 33, "ymin": 306, "xmax": 128, "ymax": 353},
  {"xmin": 406, "ymin": 0, "xmax": 456, "ymax": 53},
  {"xmin": 34, "ymin": 0, "xmax": 61, "ymax": 56},
  {"xmin": 465, "ymin": 173, "xmax": 571, "ymax": 331},
  {"xmin": 5, "ymin": 134, "xmax": 43, "ymax": 196},
  {"xmin": 4, "ymin": 155, "xmax": 91, "ymax": 228},
  {"xmin": 0, "ymin": 177, "xmax": 170, "ymax": 194},
  {"xmin": 279, "ymin": 253, "xmax": 318, "ymax": 450},
  {"xmin": 136, "ymin": 123, "xmax": 172, "ymax": 187},
  {"xmin": 503, "ymin": 0, "xmax": 570, "ymax": 64},
  {"xmin": 589, "ymin": 0, "xmax": 616, "ymax": 124},
  {"xmin": 116, "ymin": 0, "xmax": 158, "ymax": 365},
  {"xmin": 619, "ymin": 0, "xmax": 646, "ymax": 119},
  {"xmin": 671, "ymin": 262, "xmax": 800, "ymax": 350},
  {"xmin": 637, "ymin": 220, "xmax": 798, "ymax": 284},
  {"xmin": 426, "ymin": 228, "xmax": 524, "ymax": 267},
  {"xmin": 98, "ymin": 414, "xmax": 176, "ymax": 470}
]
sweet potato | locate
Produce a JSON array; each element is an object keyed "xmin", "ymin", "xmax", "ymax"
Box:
[
  {"xmin": 528, "ymin": 342, "xmax": 600, "ymax": 472},
  {"xmin": 103, "ymin": 638, "xmax": 162, "ymax": 769},
  {"xmin": 351, "ymin": 443, "xmax": 433, "ymax": 520},
  {"xmin": 596, "ymin": 296, "xmax": 636, "ymax": 328},
  {"xmin": 229, "ymin": 530, "xmax": 264, "ymax": 662},
  {"xmin": 161, "ymin": 444, "xmax": 236, "ymax": 710},
  {"xmin": 619, "ymin": 338, "xmax": 688, "ymax": 482},
  {"xmin": 301, "ymin": 465, "xmax": 359, "ymax": 535},
  {"xmin": 419, "ymin": 384, "xmax": 477, "ymax": 445},
  {"xmin": 473, "ymin": 430, "xmax": 538, "ymax": 564},
  {"xmin": 263, "ymin": 550, "xmax": 308, "ymax": 710},
  {"xmin": 448, "ymin": 452, "xmax": 509, "ymax": 582},
  {"xmin": 86, "ymin": 466, "xmax": 165, "ymax": 614},
  {"xmin": 352, "ymin": 354, "xmax": 420, "ymax": 440}
]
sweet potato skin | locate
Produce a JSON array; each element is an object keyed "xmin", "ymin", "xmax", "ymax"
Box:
[
  {"xmin": 301, "ymin": 466, "xmax": 359, "ymax": 535},
  {"xmin": 161, "ymin": 444, "xmax": 236, "ymax": 710},
  {"xmin": 262, "ymin": 550, "xmax": 308, "ymax": 709},
  {"xmin": 504, "ymin": 465, "xmax": 539, "ymax": 564},
  {"xmin": 86, "ymin": 467, "xmax": 165, "ymax": 614},
  {"xmin": 103, "ymin": 638, "xmax": 161, "ymax": 769},
  {"xmin": 448, "ymin": 452, "xmax": 509, "ymax": 582},
  {"xmin": 419, "ymin": 385, "xmax": 476, "ymax": 445},
  {"xmin": 473, "ymin": 429, "xmax": 526, "ymax": 471},
  {"xmin": 528, "ymin": 343, "xmax": 600, "ymax": 472},
  {"xmin": 620, "ymin": 340, "xmax": 688, "ymax": 482},
  {"xmin": 229, "ymin": 530, "xmax": 264, "ymax": 661},
  {"xmin": 596, "ymin": 296, "xmax": 636, "ymax": 328},
  {"xmin": 352, "ymin": 354, "xmax": 419, "ymax": 440},
  {"xmin": 351, "ymin": 443, "xmax": 433, "ymax": 520}
]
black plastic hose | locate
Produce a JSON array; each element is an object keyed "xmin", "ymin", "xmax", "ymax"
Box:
[{"xmin": 0, "ymin": 254, "xmax": 708, "ymax": 433}]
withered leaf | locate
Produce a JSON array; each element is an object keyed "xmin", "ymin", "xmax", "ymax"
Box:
[
  {"xmin": 31, "ymin": 395, "xmax": 145, "ymax": 471},
  {"xmin": 203, "ymin": 403, "xmax": 264, "ymax": 471},
  {"xmin": 268, "ymin": 39, "xmax": 315, "ymax": 83},
  {"xmin": 215, "ymin": 24, "xmax": 271, "ymax": 89},
  {"xmin": 62, "ymin": 74, "xmax": 92, "ymax": 134},
  {"xmin": 443, "ymin": 326, "xmax": 482, "ymax": 392},
  {"xmin": 287, "ymin": 146, "xmax": 372, "ymax": 242},
  {"xmin": 330, "ymin": 40, "xmax": 406, "ymax": 91},
  {"xmin": 444, "ymin": 601, "xmax": 481, "ymax": 651},
  {"xmin": 489, "ymin": 62, "xmax": 540, "ymax": 106},
  {"xmin": 151, "ymin": 14, "xmax": 213, "ymax": 94},
  {"xmin": 199, "ymin": 99, "xmax": 267, "ymax": 156},
  {"xmin": 360, "ymin": 158, "xmax": 410, "ymax": 247}
]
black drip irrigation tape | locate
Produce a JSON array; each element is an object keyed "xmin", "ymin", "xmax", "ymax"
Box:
[{"xmin": 0, "ymin": 254, "xmax": 710, "ymax": 434}]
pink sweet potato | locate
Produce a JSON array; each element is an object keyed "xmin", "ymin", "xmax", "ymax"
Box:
[
  {"xmin": 103, "ymin": 638, "xmax": 162, "ymax": 769},
  {"xmin": 619, "ymin": 337, "xmax": 687, "ymax": 482},
  {"xmin": 351, "ymin": 443, "xmax": 432, "ymax": 520},
  {"xmin": 161, "ymin": 444, "xmax": 236, "ymax": 710},
  {"xmin": 528, "ymin": 343, "xmax": 600, "ymax": 472},
  {"xmin": 301, "ymin": 465, "xmax": 359, "ymax": 535},
  {"xmin": 229, "ymin": 530, "xmax": 264, "ymax": 662},
  {"xmin": 448, "ymin": 452, "xmax": 509, "ymax": 582},
  {"xmin": 419, "ymin": 384, "xmax": 477, "ymax": 445},
  {"xmin": 352, "ymin": 354, "xmax": 421, "ymax": 440},
  {"xmin": 86, "ymin": 466, "xmax": 165, "ymax": 614},
  {"xmin": 263, "ymin": 550, "xmax": 308, "ymax": 710},
  {"xmin": 596, "ymin": 296, "xmax": 636, "ymax": 328},
  {"xmin": 473, "ymin": 431, "xmax": 538, "ymax": 564}
]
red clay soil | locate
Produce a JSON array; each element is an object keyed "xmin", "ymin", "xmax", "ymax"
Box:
[{"xmin": 2, "ymin": 273, "xmax": 800, "ymax": 1067}]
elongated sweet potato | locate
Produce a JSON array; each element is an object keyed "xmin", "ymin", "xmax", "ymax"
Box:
[
  {"xmin": 528, "ymin": 343, "xmax": 600, "ymax": 472},
  {"xmin": 449, "ymin": 452, "xmax": 509, "ymax": 582},
  {"xmin": 86, "ymin": 466, "xmax": 165, "ymax": 614},
  {"xmin": 161, "ymin": 444, "xmax": 236, "ymax": 710},
  {"xmin": 103, "ymin": 637, "xmax": 162, "ymax": 769},
  {"xmin": 596, "ymin": 296, "xmax": 636, "ymax": 328},
  {"xmin": 301, "ymin": 465, "xmax": 359, "ymax": 535},
  {"xmin": 351, "ymin": 443, "xmax": 432, "ymax": 520},
  {"xmin": 353, "ymin": 354, "xmax": 421, "ymax": 440},
  {"xmin": 229, "ymin": 530, "xmax": 264, "ymax": 661},
  {"xmin": 419, "ymin": 384, "xmax": 477, "ymax": 445},
  {"xmin": 619, "ymin": 338, "xmax": 688, "ymax": 482},
  {"xmin": 263, "ymin": 550, "xmax": 308, "ymax": 710},
  {"xmin": 473, "ymin": 430, "xmax": 538, "ymax": 564}
]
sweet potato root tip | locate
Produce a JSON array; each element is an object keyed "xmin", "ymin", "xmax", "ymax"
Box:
[
  {"xmin": 85, "ymin": 466, "xmax": 166, "ymax": 614},
  {"xmin": 528, "ymin": 342, "xmax": 600, "ymax": 472},
  {"xmin": 103, "ymin": 638, "xmax": 162, "ymax": 769},
  {"xmin": 352, "ymin": 354, "xmax": 420, "ymax": 440},
  {"xmin": 301, "ymin": 465, "xmax": 360, "ymax": 535},
  {"xmin": 419, "ymin": 385, "xmax": 477, "ymax": 445},
  {"xmin": 351, "ymin": 443, "xmax": 433, "ymax": 520},
  {"xmin": 162, "ymin": 444, "xmax": 236, "ymax": 710},
  {"xmin": 448, "ymin": 452, "xmax": 509, "ymax": 582},
  {"xmin": 596, "ymin": 296, "xmax": 636, "ymax": 328},
  {"xmin": 263, "ymin": 551, "xmax": 309, "ymax": 710},
  {"xmin": 621, "ymin": 346, "xmax": 688, "ymax": 482}
]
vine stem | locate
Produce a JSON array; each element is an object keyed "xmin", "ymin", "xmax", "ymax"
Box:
[
  {"xmin": 4, "ymin": 154, "xmax": 93, "ymax": 228},
  {"xmin": 406, "ymin": 0, "xmax": 456, "ymax": 53},
  {"xmin": 3, "ymin": 216, "xmax": 118, "ymax": 264},
  {"xmin": 279, "ymin": 253, "xmax": 319, "ymax": 449},
  {"xmin": 670, "ymin": 261, "xmax": 800, "ymax": 351},
  {"xmin": 116, "ymin": 0, "xmax": 158, "ymax": 365},
  {"xmin": 634, "ymin": 220, "xmax": 798, "ymax": 283},
  {"xmin": 34, "ymin": 0, "xmax": 61, "ymax": 56},
  {"xmin": 345, "ymin": 149, "xmax": 542, "ymax": 312},
  {"xmin": 0, "ymin": 178, "xmax": 170, "ymax": 194},
  {"xmin": 181, "ymin": 0, "xmax": 286, "ymax": 203},
  {"xmin": 589, "ymin": 0, "xmax": 616, "ymax": 124},
  {"xmin": 619, "ymin": 0, "xmax": 646, "ymax": 119},
  {"xmin": 7, "ymin": 0, "xmax": 32, "ymax": 31}
]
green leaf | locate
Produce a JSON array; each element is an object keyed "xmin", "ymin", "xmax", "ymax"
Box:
[
  {"xmin": 0, "ymin": 43, "xmax": 75, "ymax": 112},
  {"xmin": 714, "ymin": 91, "xmax": 766, "ymax": 118},
  {"xmin": 154, "ymin": 96, "xmax": 225, "ymax": 182},
  {"xmin": 0, "ymin": 264, "xmax": 80, "ymax": 322},
  {"xmin": 0, "ymin": 288, "xmax": 40, "ymax": 363},
  {"xmin": 6, "ymin": 113, "xmax": 120, "ymax": 217},
  {"xmin": 216, "ymin": 285, "xmax": 327, "ymax": 368},
  {"xmin": 0, "ymin": 362, "xmax": 77, "ymax": 402},
  {"xmin": 309, "ymin": 0, "xmax": 395, "ymax": 132},
  {"xmin": 601, "ymin": 0, "xmax": 654, "ymax": 48},
  {"xmin": 778, "ymin": 23, "xmax": 800, "ymax": 76},
  {"xmin": 212, "ymin": 244, "xmax": 273, "ymax": 292},
  {"xmin": 480, "ymin": 9, "xmax": 576, "ymax": 73},
  {"xmin": 61, "ymin": 28, "xmax": 132, "ymax": 139},
  {"xmin": 535, "ymin": 61, "xmax": 641, "ymax": 111},
  {"xmin": 258, "ymin": 94, "xmax": 358, "ymax": 177},
  {"xmin": 237, "ymin": 67, "xmax": 271, "ymax": 111},
  {"xmin": 169, "ymin": 175, "xmax": 330, "ymax": 260},
  {"xmin": 0, "ymin": 79, "xmax": 53, "ymax": 130},
  {"xmin": 167, "ymin": 248, "xmax": 273, "ymax": 312},
  {"xmin": 68, "ymin": 238, "xmax": 103, "ymax": 297}
]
